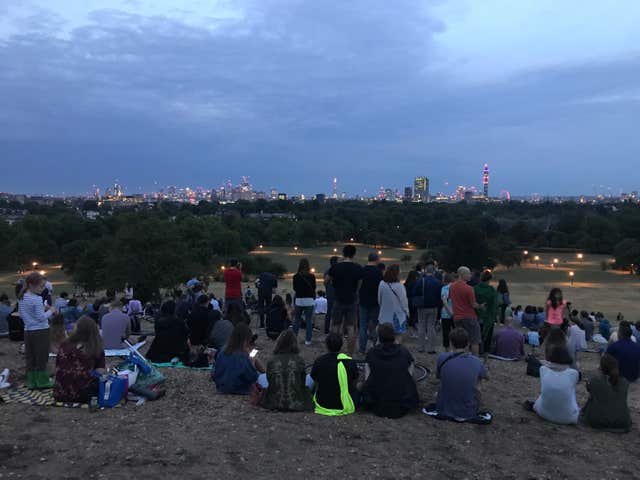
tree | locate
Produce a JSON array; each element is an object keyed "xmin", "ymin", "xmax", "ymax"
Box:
[
  {"xmin": 613, "ymin": 239, "xmax": 640, "ymax": 273},
  {"xmin": 441, "ymin": 222, "xmax": 489, "ymax": 271}
]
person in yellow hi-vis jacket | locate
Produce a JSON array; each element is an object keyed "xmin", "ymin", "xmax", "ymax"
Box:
[{"xmin": 310, "ymin": 332, "xmax": 358, "ymax": 415}]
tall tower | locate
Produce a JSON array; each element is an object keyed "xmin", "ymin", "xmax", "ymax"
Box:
[
  {"xmin": 332, "ymin": 178, "xmax": 338, "ymax": 199},
  {"xmin": 483, "ymin": 164, "xmax": 489, "ymax": 198},
  {"xmin": 414, "ymin": 176, "xmax": 429, "ymax": 202}
]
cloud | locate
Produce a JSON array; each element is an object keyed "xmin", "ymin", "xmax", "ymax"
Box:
[{"xmin": 0, "ymin": 1, "xmax": 639, "ymax": 196}]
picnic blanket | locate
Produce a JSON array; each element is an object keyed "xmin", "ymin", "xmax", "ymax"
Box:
[
  {"xmin": 151, "ymin": 361, "xmax": 210, "ymax": 371},
  {"xmin": 422, "ymin": 404, "xmax": 493, "ymax": 425},
  {"xmin": 49, "ymin": 341, "xmax": 146, "ymax": 358},
  {"xmin": 0, "ymin": 386, "xmax": 87, "ymax": 408}
]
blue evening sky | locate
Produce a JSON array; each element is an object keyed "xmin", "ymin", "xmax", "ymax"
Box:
[{"xmin": 1, "ymin": 1, "xmax": 639, "ymax": 197}]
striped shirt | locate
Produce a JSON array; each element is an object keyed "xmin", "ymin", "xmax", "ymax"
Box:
[{"xmin": 18, "ymin": 291, "xmax": 52, "ymax": 331}]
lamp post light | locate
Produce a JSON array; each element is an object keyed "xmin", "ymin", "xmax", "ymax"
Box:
[
  {"xmin": 569, "ymin": 271, "xmax": 575, "ymax": 286},
  {"xmin": 377, "ymin": 250, "xmax": 382, "ymax": 255},
  {"xmin": 553, "ymin": 258, "xmax": 559, "ymax": 268},
  {"xmin": 577, "ymin": 253, "xmax": 583, "ymax": 264},
  {"xmin": 310, "ymin": 267, "xmax": 316, "ymax": 274},
  {"xmin": 534, "ymin": 255, "xmax": 540, "ymax": 267},
  {"xmin": 32, "ymin": 261, "xmax": 38, "ymax": 270},
  {"xmin": 523, "ymin": 250, "xmax": 529, "ymax": 256},
  {"xmin": 333, "ymin": 248, "xmax": 338, "ymax": 253}
]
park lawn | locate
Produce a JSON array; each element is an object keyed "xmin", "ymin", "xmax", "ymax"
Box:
[{"xmin": 1, "ymin": 248, "xmax": 638, "ymax": 321}]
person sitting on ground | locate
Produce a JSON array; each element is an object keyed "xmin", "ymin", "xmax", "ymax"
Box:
[
  {"xmin": 265, "ymin": 294, "xmax": 290, "ymax": 340},
  {"xmin": 597, "ymin": 313, "xmax": 611, "ymax": 341},
  {"xmin": 259, "ymin": 330, "xmax": 313, "ymax": 411},
  {"xmin": 544, "ymin": 326, "xmax": 577, "ymax": 370},
  {"xmin": 512, "ymin": 305, "xmax": 523, "ymax": 327},
  {"xmin": 61, "ymin": 298, "xmax": 83, "ymax": 332},
  {"xmin": 53, "ymin": 316, "xmax": 106, "ymax": 403},
  {"xmin": 146, "ymin": 300, "xmax": 190, "ymax": 363},
  {"xmin": 212, "ymin": 323, "xmax": 265, "ymax": 395},
  {"xmin": 85, "ymin": 299, "xmax": 102, "ymax": 324},
  {"xmin": 361, "ymin": 323, "xmax": 419, "ymax": 418},
  {"xmin": 493, "ymin": 315, "xmax": 525, "ymax": 360},
  {"xmin": 631, "ymin": 321, "xmax": 640, "ymax": 344},
  {"xmin": 581, "ymin": 353, "xmax": 631, "ymax": 432},
  {"xmin": 431, "ymin": 327, "xmax": 488, "ymax": 420},
  {"xmin": 606, "ymin": 321, "xmax": 640, "ymax": 383},
  {"xmin": 100, "ymin": 300, "xmax": 130, "ymax": 349},
  {"xmin": 525, "ymin": 344, "xmax": 579, "ymax": 425},
  {"xmin": 0, "ymin": 293, "xmax": 13, "ymax": 337},
  {"xmin": 54, "ymin": 292, "xmax": 69, "ymax": 310},
  {"xmin": 310, "ymin": 332, "xmax": 359, "ymax": 416},
  {"xmin": 578, "ymin": 310, "xmax": 595, "ymax": 341},
  {"xmin": 209, "ymin": 315, "xmax": 233, "ymax": 351},
  {"xmin": 49, "ymin": 312, "xmax": 67, "ymax": 354},
  {"xmin": 567, "ymin": 315, "xmax": 587, "ymax": 353},
  {"xmin": 188, "ymin": 294, "xmax": 217, "ymax": 347}
]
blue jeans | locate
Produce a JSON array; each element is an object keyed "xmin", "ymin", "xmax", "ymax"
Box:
[
  {"xmin": 294, "ymin": 305, "xmax": 315, "ymax": 343},
  {"xmin": 359, "ymin": 305, "xmax": 380, "ymax": 353}
]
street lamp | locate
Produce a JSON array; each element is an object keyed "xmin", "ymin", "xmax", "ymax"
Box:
[
  {"xmin": 349, "ymin": 237, "xmax": 354, "ymax": 242},
  {"xmin": 377, "ymin": 250, "xmax": 382, "ymax": 255},
  {"xmin": 39, "ymin": 270, "xmax": 46, "ymax": 276},
  {"xmin": 310, "ymin": 267, "xmax": 316, "ymax": 274},
  {"xmin": 333, "ymin": 248, "xmax": 338, "ymax": 253},
  {"xmin": 523, "ymin": 250, "xmax": 529, "ymax": 256},
  {"xmin": 293, "ymin": 246, "xmax": 299, "ymax": 251},
  {"xmin": 221, "ymin": 265, "xmax": 226, "ymax": 270},
  {"xmin": 32, "ymin": 261, "xmax": 38, "ymax": 269},
  {"xmin": 569, "ymin": 271, "xmax": 575, "ymax": 286},
  {"xmin": 534, "ymin": 255, "xmax": 540, "ymax": 267},
  {"xmin": 553, "ymin": 258, "xmax": 559, "ymax": 267},
  {"xmin": 259, "ymin": 244, "xmax": 263, "ymax": 249}
]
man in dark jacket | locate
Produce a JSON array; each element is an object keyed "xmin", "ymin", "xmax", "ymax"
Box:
[
  {"xmin": 412, "ymin": 264, "xmax": 442, "ymax": 353},
  {"xmin": 362, "ymin": 323, "xmax": 419, "ymax": 418},
  {"xmin": 187, "ymin": 295, "xmax": 218, "ymax": 347}
]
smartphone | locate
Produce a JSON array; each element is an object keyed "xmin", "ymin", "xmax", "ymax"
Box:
[{"xmin": 249, "ymin": 349, "xmax": 258, "ymax": 358}]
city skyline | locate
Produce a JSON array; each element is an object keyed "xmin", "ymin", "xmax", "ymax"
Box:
[{"xmin": 1, "ymin": 1, "xmax": 640, "ymax": 196}]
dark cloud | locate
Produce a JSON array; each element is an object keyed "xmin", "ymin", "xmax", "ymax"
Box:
[{"xmin": 0, "ymin": 1, "xmax": 639, "ymax": 196}]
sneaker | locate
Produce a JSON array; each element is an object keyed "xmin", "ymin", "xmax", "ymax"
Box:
[{"xmin": 0, "ymin": 368, "xmax": 10, "ymax": 389}]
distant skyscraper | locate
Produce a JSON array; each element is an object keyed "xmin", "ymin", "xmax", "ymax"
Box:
[
  {"xmin": 316, "ymin": 193, "xmax": 326, "ymax": 203},
  {"xmin": 483, "ymin": 164, "xmax": 489, "ymax": 198},
  {"xmin": 404, "ymin": 186, "xmax": 412, "ymax": 200},
  {"xmin": 270, "ymin": 188, "xmax": 278, "ymax": 200},
  {"xmin": 414, "ymin": 176, "xmax": 429, "ymax": 202},
  {"xmin": 332, "ymin": 178, "xmax": 338, "ymax": 199}
]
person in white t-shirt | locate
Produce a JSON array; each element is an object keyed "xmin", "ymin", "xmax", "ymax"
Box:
[{"xmin": 314, "ymin": 291, "xmax": 328, "ymax": 315}]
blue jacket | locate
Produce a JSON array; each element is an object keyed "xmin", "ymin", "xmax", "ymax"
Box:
[
  {"xmin": 412, "ymin": 275, "xmax": 442, "ymax": 309},
  {"xmin": 212, "ymin": 350, "xmax": 259, "ymax": 395}
]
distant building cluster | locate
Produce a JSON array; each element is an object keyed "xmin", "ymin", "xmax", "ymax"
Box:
[{"xmin": 1, "ymin": 162, "xmax": 639, "ymax": 208}]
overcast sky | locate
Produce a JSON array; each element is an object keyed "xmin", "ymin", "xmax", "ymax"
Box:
[{"xmin": 1, "ymin": 0, "xmax": 639, "ymax": 197}]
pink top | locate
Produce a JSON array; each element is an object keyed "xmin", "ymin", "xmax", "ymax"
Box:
[{"xmin": 545, "ymin": 300, "xmax": 566, "ymax": 325}]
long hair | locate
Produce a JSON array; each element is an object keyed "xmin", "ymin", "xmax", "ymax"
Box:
[
  {"xmin": 547, "ymin": 288, "xmax": 563, "ymax": 309},
  {"xmin": 66, "ymin": 316, "xmax": 104, "ymax": 359},
  {"xmin": 273, "ymin": 329, "xmax": 299, "ymax": 355},
  {"xmin": 49, "ymin": 312, "xmax": 66, "ymax": 346},
  {"xmin": 497, "ymin": 279, "xmax": 508, "ymax": 293},
  {"xmin": 383, "ymin": 264, "xmax": 400, "ymax": 283},
  {"xmin": 225, "ymin": 322, "xmax": 253, "ymax": 355},
  {"xmin": 271, "ymin": 294, "xmax": 285, "ymax": 309},
  {"xmin": 600, "ymin": 353, "xmax": 620, "ymax": 386},
  {"xmin": 297, "ymin": 258, "xmax": 310, "ymax": 274},
  {"xmin": 19, "ymin": 272, "xmax": 44, "ymax": 299}
]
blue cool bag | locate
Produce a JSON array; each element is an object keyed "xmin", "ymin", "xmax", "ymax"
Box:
[{"xmin": 95, "ymin": 373, "xmax": 127, "ymax": 408}]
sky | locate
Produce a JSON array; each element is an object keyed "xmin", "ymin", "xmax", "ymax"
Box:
[{"xmin": 1, "ymin": 0, "xmax": 640, "ymax": 197}]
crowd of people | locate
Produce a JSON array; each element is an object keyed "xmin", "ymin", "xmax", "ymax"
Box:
[{"xmin": 1, "ymin": 246, "xmax": 638, "ymax": 431}]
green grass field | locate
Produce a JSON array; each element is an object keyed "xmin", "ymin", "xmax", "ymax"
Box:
[{"xmin": 2, "ymin": 247, "xmax": 638, "ymax": 322}]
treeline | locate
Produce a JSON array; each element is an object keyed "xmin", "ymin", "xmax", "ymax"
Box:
[{"xmin": 1, "ymin": 199, "xmax": 639, "ymax": 301}]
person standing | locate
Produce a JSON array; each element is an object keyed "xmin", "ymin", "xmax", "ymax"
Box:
[
  {"xmin": 293, "ymin": 258, "xmax": 317, "ymax": 346},
  {"xmin": 323, "ymin": 256, "xmax": 339, "ymax": 334},
  {"xmin": 378, "ymin": 264, "xmax": 410, "ymax": 344},
  {"xmin": 256, "ymin": 270, "xmax": 278, "ymax": 328},
  {"xmin": 327, "ymin": 245, "xmax": 363, "ymax": 356},
  {"xmin": 412, "ymin": 264, "xmax": 442, "ymax": 354},
  {"xmin": 440, "ymin": 273, "xmax": 454, "ymax": 351},
  {"xmin": 448, "ymin": 266, "xmax": 484, "ymax": 356},
  {"xmin": 474, "ymin": 270, "xmax": 498, "ymax": 359},
  {"xmin": 18, "ymin": 272, "xmax": 56, "ymax": 389},
  {"xmin": 404, "ymin": 270, "xmax": 419, "ymax": 337},
  {"xmin": 358, "ymin": 252, "xmax": 383, "ymax": 354},
  {"xmin": 496, "ymin": 279, "xmax": 511, "ymax": 324},
  {"xmin": 223, "ymin": 259, "xmax": 244, "ymax": 315}
]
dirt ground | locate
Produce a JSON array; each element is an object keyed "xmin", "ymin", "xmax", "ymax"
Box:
[
  {"xmin": 1, "ymin": 321, "xmax": 639, "ymax": 480},
  {"xmin": 2, "ymin": 252, "xmax": 640, "ymax": 479}
]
